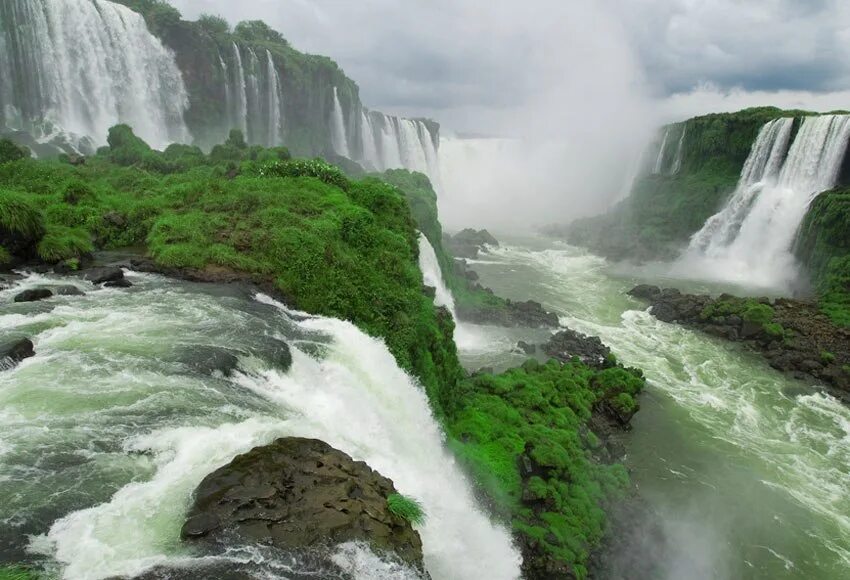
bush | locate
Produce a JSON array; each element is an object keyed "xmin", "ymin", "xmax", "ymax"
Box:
[
  {"xmin": 197, "ymin": 13, "xmax": 230, "ymax": 35},
  {"xmin": 821, "ymin": 351, "xmax": 836, "ymax": 363},
  {"xmin": 62, "ymin": 180, "xmax": 96, "ymax": 205},
  {"xmin": 0, "ymin": 139, "xmax": 30, "ymax": 164},
  {"xmin": 259, "ymin": 159, "xmax": 350, "ymax": 190},
  {"xmin": 36, "ymin": 225, "xmax": 93, "ymax": 263},
  {"xmin": 742, "ymin": 303, "xmax": 775, "ymax": 324},
  {"xmin": 0, "ymin": 190, "xmax": 45, "ymax": 255},
  {"xmin": 386, "ymin": 494, "xmax": 426, "ymax": 525}
]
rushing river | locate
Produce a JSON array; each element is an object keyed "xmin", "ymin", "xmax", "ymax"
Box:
[
  {"xmin": 0, "ymin": 270, "xmax": 519, "ymax": 580},
  {"xmin": 456, "ymin": 237, "xmax": 850, "ymax": 580}
]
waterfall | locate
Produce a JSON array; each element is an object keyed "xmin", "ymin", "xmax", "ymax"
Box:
[
  {"xmin": 681, "ymin": 115, "xmax": 850, "ymax": 290},
  {"xmin": 230, "ymin": 42, "xmax": 248, "ymax": 136},
  {"xmin": 265, "ymin": 50, "xmax": 283, "ymax": 147},
  {"xmin": 418, "ymin": 234, "xmax": 457, "ymax": 317},
  {"xmin": 218, "ymin": 53, "xmax": 232, "ymax": 132},
  {"xmin": 652, "ymin": 128, "xmax": 670, "ymax": 174},
  {"xmin": 670, "ymin": 125, "xmax": 687, "ymax": 174},
  {"xmin": 398, "ymin": 119, "xmax": 430, "ymax": 174},
  {"xmin": 0, "ymin": 272, "xmax": 520, "ymax": 579},
  {"xmin": 0, "ymin": 0, "xmax": 189, "ymax": 149},
  {"xmin": 359, "ymin": 109, "xmax": 381, "ymax": 170},
  {"xmin": 245, "ymin": 48, "xmax": 262, "ymax": 143},
  {"xmin": 378, "ymin": 115, "xmax": 404, "ymax": 169},
  {"xmin": 330, "ymin": 86, "xmax": 350, "ymax": 157}
]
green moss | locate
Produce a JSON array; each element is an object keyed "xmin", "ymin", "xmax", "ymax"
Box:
[
  {"xmin": 446, "ymin": 359, "xmax": 643, "ymax": 574},
  {"xmin": 821, "ymin": 351, "xmax": 836, "ymax": 363},
  {"xmin": 387, "ymin": 493, "xmax": 426, "ymax": 525}
]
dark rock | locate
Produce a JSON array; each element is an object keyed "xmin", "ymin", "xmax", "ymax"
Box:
[
  {"xmin": 443, "ymin": 228, "xmax": 499, "ymax": 259},
  {"xmin": 82, "ymin": 266, "xmax": 125, "ymax": 284},
  {"xmin": 102, "ymin": 211, "xmax": 126, "ymax": 228},
  {"xmin": 104, "ymin": 278, "xmax": 133, "ymax": 288},
  {"xmin": 740, "ymin": 320, "xmax": 763, "ymax": 339},
  {"xmin": 517, "ymin": 341, "xmax": 536, "ymax": 355},
  {"xmin": 55, "ymin": 285, "xmax": 84, "ymax": 296},
  {"xmin": 627, "ymin": 284, "xmax": 661, "ymax": 301},
  {"xmin": 182, "ymin": 437, "xmax": 424, "ymax": 569},
  {"xmin": 0, "ymin": 338, "xmax": 35, "ymax": 369},
  {"xmin": 181, "ymin": 347, "xmax": 240, "ymax": 377},
  {"xmin": 422, "ymin": 285, "xmax": 436, "ymax": 299},
  {"xmin": 543, "ymin": 328, "xmax": 612, "ymax": 368},
  {"xmin": 13, "ymin": 288, "xmax": 53, "ymax": 303}
]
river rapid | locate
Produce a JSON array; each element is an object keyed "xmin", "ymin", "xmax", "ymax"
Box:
[{"xmin": 455, "ymin": 236, "xmax": 850, "ymax": 580}]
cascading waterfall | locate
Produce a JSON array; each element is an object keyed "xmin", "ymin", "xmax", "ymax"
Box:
[
  {"xmin": 245, "ymin": 48, "xmax": 262, "ymax": 143},
  {"xmin": 230, "ymin": 42, "xmax": 249, "ymax": 136},
  {"xmin": 265, "ymin": 49, "xmax": 283, "ymax": 147},
  {"xmin": 0, "ymin": 0, "xmax": 189, "ymax": 149},
  {"xmin": 681, "ymin": 114, "xmax": 850, "ymax": 289},
  {"xmin": 652, "ymin": 128, "xmax": 670, "ymax": 174},
  {"xmin": 378, "ymin": 116, "xmax": 404, "ymax": 169},
  {"xmin": 360, "ymin": 109, "xmax": 380, "ymax": 170},
  {"xmin": 330, "ymin": 86, "xmax": 350, "ymax": 157},
  {"xmin": 670, "ymin": 125, "xmax": 687, "ymax": 174},
  {"xmin": 418, "ymin": 233, "xmax": 457, "ymax": 317},
  {"xmin": 354, "ymin": 110, "xmax": 441, "ymax": 183},
  {"xmin": 0, "ymin": 272, "xmax": 521, "ymax": 580}
]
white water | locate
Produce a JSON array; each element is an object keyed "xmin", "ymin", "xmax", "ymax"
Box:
[
  {"xmin": 680, "ymin": 115, "xmax": 850, "ymax": 291},
  {"xmin": 245, "ymin": 48, "xmax": 262, "ymax": 144},
  {"xmin": 0, "ymin": 272, "xmax": 519, "ymax": 579},
  {"xmin": 652, "ymin": 128, "xmax": 670, "ymax": 174},
  {"xmin": 360, "ymin": 109, "xmax": 380, "ymax": 170},
  {"xmin": 670, "ymin": 125, "xmax": 687, "ymax": 175},
  {"xmin": 0, "ymin": 0, "xmax": 189, "ymax": 148},
  {"xmin": 230, "ymin": 42, "xmax": 249, "ymax": 136},
  {"xmin": 266, "ymin": 50, "xmax": 283, "ymax": 147},
  {"xmin": 330, "ymin": 86, "xmax": 350, "ymax": 157},
  {"xmin": 418, "ymin": 234, "xmax": 457, "ymax": 316}
]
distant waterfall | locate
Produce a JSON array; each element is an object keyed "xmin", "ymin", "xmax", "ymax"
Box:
[
  {"xmin": 245, "ymin": 48, "xmax": 262, "ymax": 143},
  {"xmin": 330, "ymin": 86, "xmax": 350, "ymax": 157},
  {"xmin": 418, "ymin": 233, "xmax": 457, "ymax": 317},
  {"xmin": 652, "ymin": 129, "xmax": 670, "ymax": 174},
  {"xmin": 670, "ymin": 126, "xmax": 687, "ymax": 174},
  {"xmin": 230, "ymin": 43, "xmax": 249, "ymax": 136},
  {"xmin": 681, "ymin": 115, "xmax": 850, "ymax": 290},
  {"xmin": 0, "ymin": 0, "xmax": 189, "ymax": 148},
  {"xmin": 265, "ymin": 50, "xmax": 283, "ymax": 147},
  {"xmin": 352, "ymin": 109, "xmax": 441, "ymax": 183}
]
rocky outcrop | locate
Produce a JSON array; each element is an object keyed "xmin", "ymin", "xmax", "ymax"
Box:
[
  {"xmin": 542, "ymin": 328, "xmax": 614, "ymax": 369},
  {"xmin": 181, "ymin": 437, "xmax": 425, "ymax": 570},
  {"xmin": 456, "ymin": 295, "xmax": 559, "ymax": 328},
  {"xmin": 0, "ymin": 338, "xmax": 35, "ymax": 369},
  {"xmin": 443, "ymin": 229, "xmax": 499, "ymax": 259},
  {"xmin": 630, "ymin": 285, "xmax": 850, "ymax": 401}
]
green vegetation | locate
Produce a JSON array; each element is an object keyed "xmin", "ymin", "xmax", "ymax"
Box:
[
  {"xmin": 447, "ymin": 359, "xmax": 644, "ymax": 578},
  {"xmin": 700, "ymin": 297, "xmax": 788, "ymax": 337},
  {"xmin": 0, "ymin": 139, "xmax": 31, "ymax": 164},
  {"xmin": 563, "ymin": 108, "xmax": 820, "ymax": 261},
  {"xmin": 821, "ymin": 351, "xmax": 836, "ymax": 364},
  {"xmin": 0, "ymin": 566, "xmax": 39, "ymax": 580},
  {"xmin": 796, "ymin": 188, "xmax": 850, "ymax": 325},
  {"xmin": 386, "ymin": 494, "xmax": 426, "ymax": 526}
]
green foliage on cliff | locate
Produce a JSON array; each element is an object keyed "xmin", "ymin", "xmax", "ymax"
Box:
[
  {"xmin": 381, "ymin": 169, "xmax": 512, "ymax": 314},
  {"xmin": 446, "ymin": 359, "xmax": 644, "ymax": 578},
  {"xmin": 797, "ymin": 188, "xmax": 850, "ymax": 325},
  {"xmin": 0, "ymin": 126, "xmax": 462, "ymax": 411},
  {"xmin": 387, "ymin": 494, "xmax": 426, "ymax": 525},
  {"xmin": 563, "ymin": 108, "xmax": 818, "ymax": 261}
]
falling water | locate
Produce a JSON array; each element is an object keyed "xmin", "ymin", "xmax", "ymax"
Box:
[
  {"xmin": 670, "ymin": 125, "xmax": 687, "ymax": 174},
  {"xmin": 230, "ymin": 42, "xmax": 248, "ymax": 136},
  {"xmin": 265, "ymin": 50, "xmax": 283, "ymax": 147},
  {"xmin": 330, "ymin": 86, "xmax": 350, "ymax": 157},
  {"xmin": 245, "ymin": 48, "xmax": 262, "ymax": 142},
  {"xmin": 652, "ymin": 128, "xmax": 670, "ymax": 174},
  {"xmin": 359, "ymin": 109, "xmax": 381, "ymax": 171},
  {"xmin": 378, "ymin": 116, "xmax": 404, "ymax": 169},
  {"xmin": 681, "ymin": 115, "xmax": 850, "ymax": 290},
  {"xmin": 418, "ymin": 234, "xmax": 457, "ymax": 317},
  {"xmin": 0, "ymin": 0, "xmax": 189, "ymax": 148}
]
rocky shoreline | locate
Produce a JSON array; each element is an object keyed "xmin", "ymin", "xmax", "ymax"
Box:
[{"xmin": 629, "ymin": 284, "xmax": 850, "ymax": 402}]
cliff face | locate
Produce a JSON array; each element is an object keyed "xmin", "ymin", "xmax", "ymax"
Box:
[{"xmin": 561, "ymin": 107, "xmax": 823, "ymax": 261}]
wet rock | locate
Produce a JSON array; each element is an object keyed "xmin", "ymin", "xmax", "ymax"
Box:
[
  {"xmin": 443, "ymin": 228, "xmax": 499, "ymax": 259},
  {"xmin": 181, "ymin": 347, "xmax": 240, "ymax": 377},
  {"xmin": 55, "ymin": 285, "xmax": 84, "ymax": 296},
  {"xmin": 104, "ymin": 278, "xmax": 133, "ymax": 288},
  {"xmin": 182, "ymin": 437, "xmax": 424, "ymax": 569},
  {"xmin": 627, "ymin": 284, "xmax": 661, "ymax": 302},
  {"xmin": 13, "ymin": 288, "xmax": 53, "ymax": 302},
  {"xmin": 0, "ymin": 338, "xmax": 34, "ymax": 369},
  {"xmin": 517, "ymin": 340, "xmax": 536, "ymax": 355},
  {"xmin": 82, "ymin": 266, "xmax": 125, "ymax": 284},
  {"xmin": 543, "ymin": 328, "xmax": 612, "ymax": 368}
]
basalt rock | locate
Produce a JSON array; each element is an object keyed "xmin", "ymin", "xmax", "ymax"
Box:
[
  {"xmin": 543, "ymin": 328, "xmax": 613, "ymax": 369},
  {"xmin": 13, "ymin": 288, "xmax": 53, "ymax": 303},
  {"xmin": 456, "ymin": 296, "xmax": 559, "ymax": 328},
  {"xmin": 82, "ymin": 266, "xmax": 125, "ymax": 285},
  {"xmin": 443, "ymin": 228, "xmax": 499, "ymax": 259},
  {"xmin": 0, "ymin": 338, "xmax": 34, "ymax": 369},
  {"xmin": 181, "ymin": 437, "xmax": 424, "ymax": 570},
  {"xmin": 630, "ymin": 285, "xmax": 850, "ymax": 402}
]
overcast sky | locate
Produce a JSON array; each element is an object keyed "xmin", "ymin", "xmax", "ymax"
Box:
[{"xmin": 169, "ymin": 0, "xmax": 850, "ymax": 133}]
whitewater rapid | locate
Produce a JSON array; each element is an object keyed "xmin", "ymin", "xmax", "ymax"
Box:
[
  {"xmin": 0, "ymin": 271, "xmax": 520, "ymax": 579},
  {"xmin": 461, "ymin": 239, "xmax": 850, "ymax": 579}
]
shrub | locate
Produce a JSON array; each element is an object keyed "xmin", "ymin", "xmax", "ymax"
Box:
[
  {"xmin": 259, "ymin": 159, "xmax": 350, "ymax": 190},
  {"xmin": 742, "ymin": 303, "xmax": 775, "ymax": 324},
  {"xmin": 821, "ymin": 351, "xmax": 836, "ymax": 364},
  {"xmin": 62, "ymin": 180, "xmax": 96, "ymax": 205},
  {"xmin": 386, "ymin": 494, "xmax": 426, "ymax": 525},
  {"xmin": 0, "ymin": 139, "xmax": 30, "ymax": 164},
  {"xmin": 0, "ymin": 190, "xmax": 45, "ymax": 255},
  {"xmin": 36, "ymin": 225, "xmax": 93, "ymax": 263},
  {"xmin": 197, "ymin": 13, "xmax": 230, "ymax": 35}
]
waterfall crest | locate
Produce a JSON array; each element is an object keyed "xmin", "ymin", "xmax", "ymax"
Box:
[
  {"xmin": 681, "ymin": 115, "xmax": 850, "ymax": 290},
  {"xmin": 352, "ymin": 109, "xmax": 441, "ymax": 183},
  {"xmin": 0, "ymin": 0, "xmax": 189, "ymax": 149}
]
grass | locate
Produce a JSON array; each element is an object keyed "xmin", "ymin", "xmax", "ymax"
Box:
[
  {"xmin": 387, "ymin": 493, "xmax": 426, "ymax": 525},
  {"xmin": 0, "ymin": 567, "xmax": 39, "ymax": 580}
]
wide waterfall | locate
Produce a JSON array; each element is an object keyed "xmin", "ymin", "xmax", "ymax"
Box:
[
  {"xmin": 0, "ymin": 271, "xmax": 521, "ymax": 580},
  {"xmin": 0, "ymin": 0, "xmax": 189, "ymax": 149},
  {"xmin": 680, "ymin": 114, "xmax": 850, "ymax": 290},
  {"xmin": 418, "ymin": 233, "xmax": 457, "ymax": 317}
]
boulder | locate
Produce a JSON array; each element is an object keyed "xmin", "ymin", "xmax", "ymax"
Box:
[
  {"xmin": 104, "ymin": 278, "xmax": 133, "ymax": 288},
  {"xmin": 82, "ymin": 266, "xmax": 124, "ymax": 284},
  {"xmin": 543, "ymin": 328, "xmax": 612, "ymax": 368},
  {"xmin": 0, "ymin": 338, "xmax": 34, "ymax": 369},
  {"xmin": 55, "ymin": 285, "xmax": 84, "ymax": 296},
  {"xmin": 181, "ymin": 437, "xmax": 424, "ymax": 569},
  {"xmin": 517, "ymin": 341, "xmax": 536, "ymax": 355},
  {"xmin": 627, "ymin": 284, "xmax": 661, "ymax": 302},
  {"xmin": 181, "ymin": 347, "xmax": 240, "ymax": 377},
  {"xmin": 13, "ymin": 288, "xmax": 53, "ymax": 303}
]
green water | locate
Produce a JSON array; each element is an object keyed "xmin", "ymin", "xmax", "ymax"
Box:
[{"xmin": 458, "ymin": 237, "xmax": 850, "ymax": 580}]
